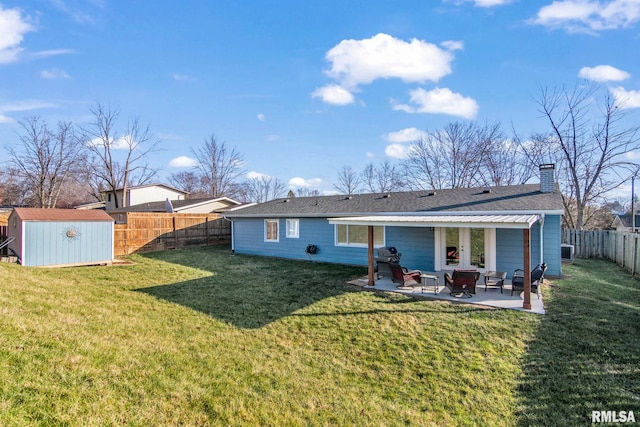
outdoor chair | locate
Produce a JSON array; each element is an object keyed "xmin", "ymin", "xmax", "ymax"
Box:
[
  {"xmin": 511, "ymin": 263, "xmax": 547, "ymax": 298},
  {"xmin": 444, "ymin": 269, "xmax": 480, "ymax": 295},
  {"xmin": 389, "ymin": 262, "xmax": 422, "ymax": 288}
]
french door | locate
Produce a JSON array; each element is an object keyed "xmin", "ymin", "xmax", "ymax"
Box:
[{"xmin": 438, "ymin": 227, "xmax": 495, "ymax": 272}]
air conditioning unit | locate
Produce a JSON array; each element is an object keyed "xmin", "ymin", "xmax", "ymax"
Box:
[{"xmin": 561, "ymin": 244, "xmax": 574, "ymax": 260}]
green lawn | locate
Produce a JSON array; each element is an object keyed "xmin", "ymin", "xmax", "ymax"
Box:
[{"xmin": 0, "ymin": 246, "xmax": 638, "ymax": 426}]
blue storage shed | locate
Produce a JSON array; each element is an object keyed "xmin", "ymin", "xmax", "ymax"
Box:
[{"xmin": 7, "ymin": 208, "xmax": 114, "ymax": 267}]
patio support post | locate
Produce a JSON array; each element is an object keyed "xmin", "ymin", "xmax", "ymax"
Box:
[
  {"xmin": 367, "ymin": 225, "xmax": 375, "ymax": 286},
  {"xmin": 523, "ymin": 228, "xmax": 532, "ymax": 310}
]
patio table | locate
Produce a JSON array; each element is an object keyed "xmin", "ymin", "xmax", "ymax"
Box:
[
  {"xmin": 484, "ymin": 271, "xmax": 507, "ymax": 293},
  {"xmin": 420, "ymin": 274, "xmax": 439, "ymax": 293}
]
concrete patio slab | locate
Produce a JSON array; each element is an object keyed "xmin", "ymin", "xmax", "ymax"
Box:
[{"xmin": 348, "ymin": 272, "xmax": 545, "ymax": 314}]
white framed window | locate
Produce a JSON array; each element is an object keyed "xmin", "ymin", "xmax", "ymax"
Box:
[
  {"xmin": 286, "ymin": 219, "xmax": 299, "ymax": 238},
  {"xmin": 264, "ymin": 219, "xmax": 279, "ymax": 242},
  {"xmin": 335, "ymin": 224, "xmax": 385, "ymax": 247}
]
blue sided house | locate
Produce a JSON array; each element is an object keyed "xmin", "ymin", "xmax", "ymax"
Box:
[{"xmin": 225, "ymin": 165, "xmax": 565, "ymax": 282}]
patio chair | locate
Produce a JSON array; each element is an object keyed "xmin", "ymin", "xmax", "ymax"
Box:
[
  {"xmin": 389, "ymin": 262, "xmax": 422, "ymax": 288},
  {"xmin": 444, "ymin": 269, "xmax": 480, "ymax": 295},
  {"xmin": 511, "ymin": 263, "xmax": 547, "ymax": 298}
]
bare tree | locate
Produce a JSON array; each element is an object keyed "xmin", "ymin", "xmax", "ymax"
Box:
[
  {"xmin": 525, "ymin": 84, "xmax": 640, "ymax": 230},
  {"xmin": 81, "ymin": 103, "xmax": 161, "ymax": 208},
  {"xmin": 192, "ymin": 134, "xmax": 244, "ymax": 198},
  {"xmin": 168, "ymin": 170, "xmax": 208, "ymax": 198},
  {"xmin": 404, "ymin": 121, "xmax": 497, "ymax": 190},
  {"xmin": 7, "ymin": 117, "xmax": 81, "ymax": 208},
  {"xmin": 241, "ymin": 175, "xmax": 286, "ymax": 202},
  {"xmin": 0, "ymin": 166, "xmax": 31, "ymax": 206},
  {"xmin": 483, "ymin": 128, "xmax": 534, "ymax": 186},
  {"xmin": 294, "ymin": 188, "xmax": 321, "ymax": 197},
  {"xmin": 334, "ymin": 165, "xmax": 361, "ymax": 195},
  {"xmin": 361, "ymin": 160, "xmax": 405, "ymax": 193}
]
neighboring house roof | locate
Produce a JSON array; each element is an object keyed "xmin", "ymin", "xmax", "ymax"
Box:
[
  {"xmin": 100, "ymin": 183, "xmax": 189, "ymax": 195},
  {"xmin": 74, "ymin": 201, "xmax": 106, "ymax": 210},
  {"xmin": 108, "ymin": 197, "xmax": 241, "ymax": 213},
  {"xmin": 225, "ymin": 184, "xmax": 564, "ymax": 218},
  {"xmin": 612, "ymin": 213, "xmax": 640, "ymax": 229},
  {"xmin": 12, "ymin": 208, "xmax": 114, "ymax": 222}
]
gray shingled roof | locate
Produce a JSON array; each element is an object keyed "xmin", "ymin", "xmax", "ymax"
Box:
[{"xmin": 225, "ymin": 184, "xmax": 564, "ymax": 218}]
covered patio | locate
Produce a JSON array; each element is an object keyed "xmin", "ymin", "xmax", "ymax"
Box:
[
  {"xmin": 329, "ymin": 213, "xmax": 542, "ymax": 311},
  {"xmin": 348, "ymin": 271, "xmax": 546, "ymax": 314}
]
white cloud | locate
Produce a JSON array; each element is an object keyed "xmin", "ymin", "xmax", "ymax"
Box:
[
  {"xmin": 247, "ymin": 170, "xmax": 271, "ymax": 180},
  {"xmin": 257, "ymin": 113, "xmax": 266, "ymax": 122},
  {"xmin": 384, "ymin": 128, "xmax": 427, "ymax": 159},
  {"xmin": 41, "ymin": 68, "xmax": 71, "ymax": 79},
  {"xmin": 289, "ymin": 177, "xmax": 322, "ymax": 188},
  {"xmin": 172, "ymin": 73, "xmax": 195, "ymax": 81},
  {"xmin": 474, "ymin": 0, "xmax": 513, "ymax": 6},
  {"xmin": 311, "ymin": 85, "xmax": 355, "ymax": 105},
  {"xmin": 625, "ymin": 150, "xmax": 640, "ymax": 159},
  {"xmin": 384, "ymin": 127, "xmax": 428, "ymax": 143},
  {"xmin": 48, "ymin": 0, "xmax": 103, "ymax": 25},
  {"xmin": 392, "ymin": 87, "xmax": 479, "ymax": 119},
  {"xmin": 454, "ymin": 0, "xmax": 513, "ymax": 7},
  {"xmin": 366, "ymin": 151, "xmax": 375, "ymax": 159},
  {"xmin": 0, "ymin": 99, "xmax": 56, "ymax": 123},
  {"xmin": 578, "ymin": 65, "xmax": 630, "ymax": 82},
  {"xmin": 611, "ymin": 86, "xmax": 640, "ymax": 109},
  {"xmin": 324, "ymin": 33, "xmax": 455, "ymax": 89},
  {"xmin": 532, "ymin": 0, "xmax": 640, "ymax": 33},
  {"xmin": 168, "ymin": 156, "xmax": 198, "ymax": 168},
  {"xmin": 266, "ymin": 134, "xmax": 280, "ymax": 142},
  {"xmin": 385, "ymin": 143, "xmax": 412, "ymax": 159},
  {"xmin": 441, "ymin": 40, "xmax": 464, "ymax": 51},
  {"xmin": 0, "ymin": 5, "xmax": 34, "ymax": 64},
  {"xmin": 85, "ymin": 135, "xmax": 137, "ymax": 150},
  {"xmin": 28, "ymin": 49, "xmax": 76, "ymax": 60}
]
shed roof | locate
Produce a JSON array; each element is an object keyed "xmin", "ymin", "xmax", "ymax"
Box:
[{"xmin": 12, "ymin": 208, "xmax": 114, "ymax": 222}]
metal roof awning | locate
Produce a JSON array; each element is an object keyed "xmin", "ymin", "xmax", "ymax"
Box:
[{"xmin": 328, "ymin": 214, "xmax": 541, "ymax": 229}]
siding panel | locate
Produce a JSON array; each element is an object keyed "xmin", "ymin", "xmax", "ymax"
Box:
[
  {"xmin": 495, "ymin": 215, "xmax": 562, "ymax": 278},
  {"xmin": 233, "ymin": 218, "xmax": 436, "ymax": 269}
]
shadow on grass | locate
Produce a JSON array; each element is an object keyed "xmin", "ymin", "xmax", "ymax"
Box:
[
  {"xmin": 516, "ymin": 259, "xmax": 640, "ymax": 426},
  {"xmin": 135, "ymin": 246, "xmax": 367, "ymax": 329}
]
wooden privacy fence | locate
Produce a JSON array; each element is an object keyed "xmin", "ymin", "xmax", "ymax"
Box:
[
  {"xmin": 563, "ymin": 228, "xmax": 640, "ymax": 275},
  {"xmin": 112, "ymin": 212, "xmax": 231, "ymax": 257}
]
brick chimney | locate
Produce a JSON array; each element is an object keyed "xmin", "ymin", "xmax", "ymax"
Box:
[{"xmin": 539, "ymin": 164, "xmax": 555, "ymax": 193}]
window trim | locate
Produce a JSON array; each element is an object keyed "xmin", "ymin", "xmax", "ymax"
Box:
[
  {"xmin": 335, "ymin": 224, "xmax": 385, "ymax": 248},
  {"xmin": 264, "ymin": 219, "xmax": 279, "ymax": 242},
  {"xmin": 286, "ymin": 218, "xmax": 299, "ymax": 238}
]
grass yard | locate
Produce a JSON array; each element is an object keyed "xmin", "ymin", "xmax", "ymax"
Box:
[{"xmin": 0, "ymin": 245, "xmax": 638, "ymax": 426}]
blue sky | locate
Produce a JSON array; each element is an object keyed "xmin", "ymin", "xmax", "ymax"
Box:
[{"xmin": 1, "ymin": 0, "xmax": 640, "ymax": 195}]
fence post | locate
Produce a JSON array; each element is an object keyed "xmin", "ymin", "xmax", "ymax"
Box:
[
  {"xmin": 633, "ymin": 234, "xmax": 638, "ymax": 276},
  {"xmin": 622, "ymin": 233, "xmax": 627, "ymax": 268},
  {"xmin": 172, "ymin": 215, "xmax": 178, "ymax": 249}
]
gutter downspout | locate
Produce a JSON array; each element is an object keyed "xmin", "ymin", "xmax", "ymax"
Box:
[{"xmin": 539, "ymin": 214, "xmax": 545, "ymax": 264}]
